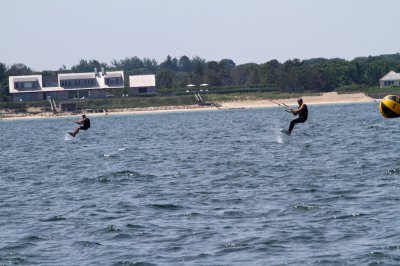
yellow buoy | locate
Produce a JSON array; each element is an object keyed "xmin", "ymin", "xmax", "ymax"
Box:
[{"xmin": 379, "ymin": 95, "xmax": 400, "ymax": 118}]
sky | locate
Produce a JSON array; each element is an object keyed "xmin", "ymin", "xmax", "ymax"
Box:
[{"xmin": 1, "ymin": 0, "xmax": 400, "ymax": 71}]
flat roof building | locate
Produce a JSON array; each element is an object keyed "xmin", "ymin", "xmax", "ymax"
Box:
[
  {"xmin": 129, "ymin": 74, "xmax": 156, "ymax": 95},
  {"xmin": 9, "ymin": 70, "xmax": 124, "ymax": 102}
]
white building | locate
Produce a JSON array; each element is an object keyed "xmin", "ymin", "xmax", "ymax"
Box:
[
  {"xmin": 379, "ymin": 71, "xmax": 400, "ymax": 88},
  {"xmin": 9, "ymin": 69, "xmax": 124, "ymax": 102},
  {"xmin": 129, "ymin": 74, "xmax": 156, "ymax": 95}
]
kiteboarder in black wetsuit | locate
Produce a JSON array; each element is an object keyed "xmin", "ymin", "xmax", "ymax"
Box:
[
  {"xmin": 69, "ymin": 114, "xmax": 90, "ymax": 137},
  {"xmin": 286, "ymin": 98, "xmax": 308, "ymax": 134}
]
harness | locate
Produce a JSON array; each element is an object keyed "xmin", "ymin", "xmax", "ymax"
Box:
[{"xmin": 298, "ymin": 104, "xmax": 308, "ymax": 120}]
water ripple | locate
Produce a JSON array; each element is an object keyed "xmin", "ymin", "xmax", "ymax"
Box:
[{"xmin": 1, "ymin": 103, "xmax": 399, "ymax": 265}]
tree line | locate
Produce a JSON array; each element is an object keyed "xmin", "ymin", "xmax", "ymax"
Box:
[{"xmin": 1, "ymin": 53, "xmax": 400, "ymax": 101}]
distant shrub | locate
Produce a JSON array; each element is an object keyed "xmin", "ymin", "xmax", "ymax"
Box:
[
  {"xmin": 336, "ymin": 84, "xmax": 365, "ymax": 93},
  {"xmin": 14, "ymin": 108, "xmax": 27, "ymax": 113}
]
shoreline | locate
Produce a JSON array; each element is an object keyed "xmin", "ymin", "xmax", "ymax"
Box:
[{"xmin": 1, "ymin": 92, "xmax": 377, "ymax": 121}]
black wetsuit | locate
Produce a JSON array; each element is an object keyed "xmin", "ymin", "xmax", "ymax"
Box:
[
  {"xmin": 289, "ymin": 104, "xmax": 308, "ymax": 132},
  {"xmin": 80, "ymin": 118, "xmax": 91, "ymax": 130}
]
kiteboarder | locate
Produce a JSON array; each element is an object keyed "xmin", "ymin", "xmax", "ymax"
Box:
[
  {"xmin": 283, "ymin": 98, "xmax": 308, "ymax": 135},
  {"xmin": 69, "ymin": 114, "xmax": 90, "ymax": 137}
]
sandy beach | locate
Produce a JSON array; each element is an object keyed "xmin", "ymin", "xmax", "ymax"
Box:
[
  {"xmin": 0, "ymin": 92, "xmax": 377, "ymax": 120},
  {"xmin": 218, "ymin": 92, "xmax": 376, "ymax": 109}
]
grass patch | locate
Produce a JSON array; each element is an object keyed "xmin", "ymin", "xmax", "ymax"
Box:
[
  {"xmin": 336, "ymin": 85, "xmax": 400, "ymax": 99},
  {"xmin": 76, "ymin": 95, "xmax": 198, "ymax": 110},
  {"xmin": 204, "ymin": 92, "xmax": 320, "ymax": 102},
  {"xmin": 1, "ymin": 89, "xmax": 379, "ymax": 111}
]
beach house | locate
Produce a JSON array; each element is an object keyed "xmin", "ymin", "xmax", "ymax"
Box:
[
  {"xmin": 379, "ymin": 71, "xmax": 400, "ymax": 88},
  {"xmin": 129, "ymin": 74, "xmax": 156, "ymax": 95},
  {"xmin": 9, "ymin": 69, "xmax": 124, "ymax": 102}
]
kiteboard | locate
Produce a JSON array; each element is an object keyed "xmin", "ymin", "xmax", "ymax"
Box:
[
  {"xmin": 280, "ymin": 129, "xmax": 291, "ymax": 136},
  {"xmin": 68, "ymin": 132, "xmax": 75, "ymax": 137}
]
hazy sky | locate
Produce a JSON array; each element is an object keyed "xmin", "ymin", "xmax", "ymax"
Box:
[{"xmin": 1, "ymin": 0, "xmax": 399, "ymax": 71}]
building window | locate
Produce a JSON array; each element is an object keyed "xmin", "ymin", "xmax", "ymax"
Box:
[
  {"xmin": 23, "ymin": 82, "xmax": 33, "ymax": 88},
  {"xmin": 14, "ymin": 81, "xmax": 39, "ymax": 89},
  {"xmin": 385, "ymin": 80, "xmax": 395, "ymax": 87},
  {"xmin": 68, "ymin": 91, "xmax": 78, "ymax": 99},
  {"xmin": 84, "ymin": 79, "xmax": 95, "ymax": 86},
  {"xmin": 79, "ymin": 90, "xmax": 89, "ymax": 98},
  {"xmin": 106, "ymin": 77, "xmax": 122, "ymax": 85},
  {"xmin": 138, "ymin": 87, "xmax": 148, "ymax": 93},
  {"xmin": 64, "ymin": 80, "xmax": 70, "ymax": 87}
]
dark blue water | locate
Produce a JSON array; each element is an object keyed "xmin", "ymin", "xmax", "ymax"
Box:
[{"xmin": 1, "ymin": 102, "xmax": 400, "ymax": 265}]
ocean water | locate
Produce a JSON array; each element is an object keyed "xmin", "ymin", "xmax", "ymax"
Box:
[{"xmin": 1, "ymin": 102, "xmax": 400, "ymax": 265}]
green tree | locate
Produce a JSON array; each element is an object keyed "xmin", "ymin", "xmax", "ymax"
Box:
[
  {"xmin": 157, "ymin": 71, "xmax": 174, "ymax": 89},
  {"xmin": 71, "ymin": 59, "xmax": 105, "ymax": 73},
  {"xmin": 111, "ymin": 57, "xmax": 143, "ymax": 72},
  {"xmin": 0, "ymin": 63, "xmax": 9, "ymax": 101},
  {"xmin": 58, "ymin": 65, "xmax": 68, "ymax": 73},
  {"xmin": 259, "ymin": 59, "xmax": 281, "ymax": 86},
  {"xmin": 232, "ymin": 63, "xmax": 260, "ymax": 86},
  {"xmin": 204, "ymin": 61, "xmax": 221, "ymax": 86},
  {"xmin": 7, "ymin": 63, "xmax": 32, "ymax": 76},
  {"xmin": 159, "ymin": 55, "xmax": 179, "ymax": 71},
  {"xmin": 365, "ymin": 61, "xmax": 388, "ymax": 86},
  {"xmin": 178, "ymin": 55, "xmax": 193, "ymax": 72},
  {"xmin": 192, "ymin": 56, "xmax": 206, "ymax": 77},
  {"xmin": 142, "ymin": 58, "xmax": 158, "ymax": 73},
  {"xmin": 218, "ymin": 59, "xmax": 235, "ymax": 86},
  {"xmin": 0, "ymin": 63, "xmax": 6, "ymax": 81},
  {"xmin": 219, "ymin": 59, "xmax": 236, "ymax": 70}
]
